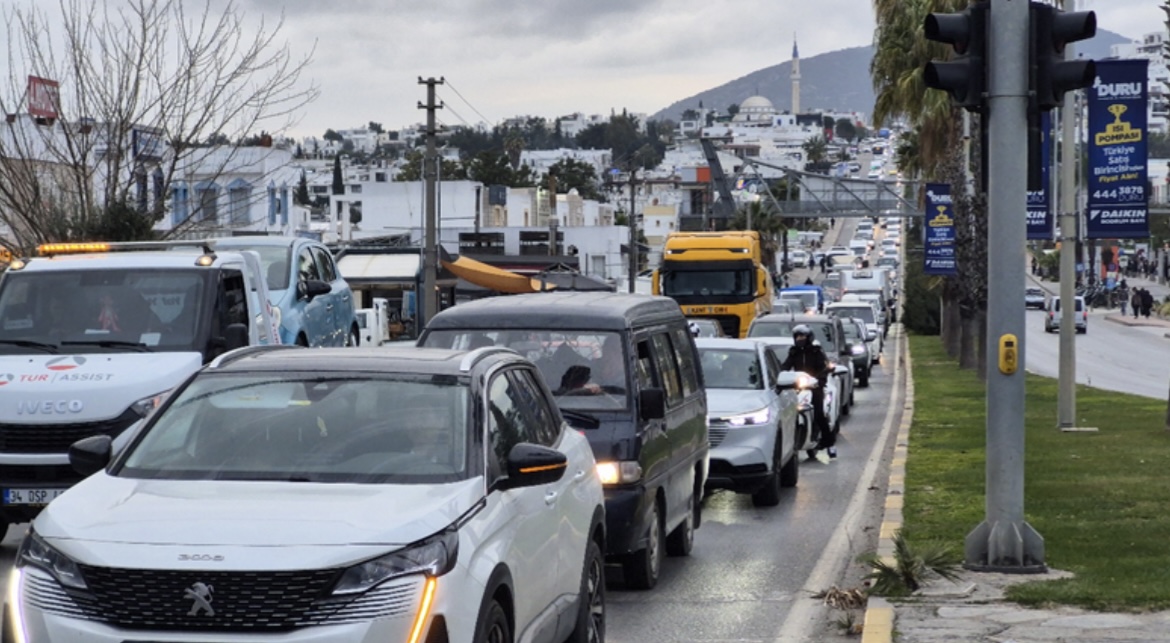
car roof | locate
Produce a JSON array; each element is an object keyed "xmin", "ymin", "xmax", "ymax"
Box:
[
  {"xmin": 426, "ymin": 292, "xmax": 682, "ymax": 332},
  {"xmin": 211, "ymin": 236, "xmax": 308, "ymax": 249},
  {"xmin": 694, "ymin": 337, "xmax": 766, "ymax": 351},
  {"xmin": 15, "ymin": 250, "xmax": 249, "ymax": 272},
  {"xmin": 210, "ymin": 346, "xmax": 522, "ymax": 376},
  {"xmin": 754, "ymin": 313, "xmax": 837, "ymax": 325}
]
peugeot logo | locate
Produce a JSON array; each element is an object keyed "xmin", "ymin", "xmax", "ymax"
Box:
[{"xmin": 184, "ymin": 582, "xmax": 215, "ymax": 617}]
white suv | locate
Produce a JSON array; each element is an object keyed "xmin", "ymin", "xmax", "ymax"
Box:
[{"xmin": 4, "ymin": 346, "xmax": 607, "ymax": 643}]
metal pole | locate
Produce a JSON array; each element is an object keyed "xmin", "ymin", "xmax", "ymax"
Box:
[
  {"xmin": 965, "ymin": 0, "xmax": 1046, "ymax": 572},
  {"xmin": 418, "ymin": 77, "xmax": 444, "ymax": 326},
  {"xmin": 1057, "ymin": 36, "xmax": 1079, "ymax": 429},
  {"xmin": 628, "ymin": 168, "xmax": 638, "ymax": 293}
]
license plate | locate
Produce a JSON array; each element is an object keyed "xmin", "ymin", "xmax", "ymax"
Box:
[{"xmin": 3, "ymin": 488, "xmax": 67, "ymax": 505}]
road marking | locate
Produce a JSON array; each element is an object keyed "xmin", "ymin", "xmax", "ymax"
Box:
[{"xmin": 771, "ymin": 325, "xmax": 906, "ymax": 643}]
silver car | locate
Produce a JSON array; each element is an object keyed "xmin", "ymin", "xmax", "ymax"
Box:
[{"xmin": 696, "ymin": 338, "xmax": 801, "ymax": 507}]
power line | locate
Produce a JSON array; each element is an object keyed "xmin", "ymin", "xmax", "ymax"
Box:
[
  {"xmin": 438, "ymin": 99, "xmax": 472, "ymax": 128},
  {"xmin": 444, "ymin": 80, "xmax": 493, "ymax": 126}
]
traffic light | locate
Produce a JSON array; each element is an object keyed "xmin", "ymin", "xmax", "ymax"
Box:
[
  {"xmin": 1030, "ymin": 3, "xmax": 1097, "ymax": 111},
  {"xmin": 923, "ymin": 2, "xmax": 989, "ymax": 113}
]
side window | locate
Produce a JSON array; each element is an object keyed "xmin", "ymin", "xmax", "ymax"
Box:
[
  {"xmin": 651, "ymin": 334, "xmax": 683, "ymax": 407},
  {"xmin": 486, "ymin": 370, "xmax": 540, "ymax": 481},
  {"xmin": 635, "ymin": 339, "xmax": 658, "ymax": 391},
  {"xmin": 312, "ymin": 247, "xmax": 338, "ymax": 282},
  {"xmin": 765, "ymin": 349, "xmax": 781, "ymax": 387},
  {"xmin": 297, "ymin": 249, "xmax": 320, "ymax": 283},
  {"xmin": 508, "ymin": 369, "xmax": 560, "ymax": 446},
  {"xmin": 218, "ymin": 270, "xmax": 249, "ymax": 329},
  {"xmin": 670, "ymin": 327, "xmax": 701, "ymax": 398}
]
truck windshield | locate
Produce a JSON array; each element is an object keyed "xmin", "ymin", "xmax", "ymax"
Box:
[
  {"xmin": 661, "ymin": 268, "xmax": 753, "ymax": 298},
  {"xmin": 0, "ymin": 269, "xmax": 208, "ymax": 354}
]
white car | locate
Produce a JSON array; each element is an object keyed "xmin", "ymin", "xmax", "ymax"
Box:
[
  {"xmin": 5, "ymin": 346, "xmax": 607, "ymax": 643},
  {"xmin": 696, "ymin": 338, "xmax": 801, "ymax": 506}
]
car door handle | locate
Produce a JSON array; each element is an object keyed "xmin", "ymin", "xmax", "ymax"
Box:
[{"xmin": 544, "ymin": 491, "xmax": 558, "ymax": 506}]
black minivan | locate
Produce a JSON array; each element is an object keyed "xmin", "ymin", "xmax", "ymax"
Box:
[{"xmin": 420, "ymin": 292, "xmax": 708, "ymax": 590}]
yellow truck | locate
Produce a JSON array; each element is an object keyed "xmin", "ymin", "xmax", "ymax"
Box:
[{"xmin": 652, "ymin": 231, "xmax": 773, "ymax": 338}]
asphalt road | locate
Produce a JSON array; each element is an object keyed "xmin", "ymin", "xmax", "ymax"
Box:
[{"xmin": 1024, "ymin": 307, "xmax": 1170, "ymax": 400}]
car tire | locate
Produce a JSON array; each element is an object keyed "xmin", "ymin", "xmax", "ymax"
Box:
[
  {"xmin": 567, "ymin": 540, "xmax": 605, "ymax": 643},
  {"xmin": 665, "ymin": 493, "xmax": 695, "ymax": 557},
  {"xmin": 779, "ymin": 441, "xmax": 799, "ymax": 488},
  {"xmin": 858, "ymin": 370, "xmax": 870, "ymax": 387},
  {"xmin": 474, "ymin": 599, "xmax": 511, "ymax": 643},
  {"xmin": 623, "ymin": 502, "xmax": 664, "ymax": 590},
  {"xmin": 751, "ymin": 438, "xmax": 784, "ymax": 507}
]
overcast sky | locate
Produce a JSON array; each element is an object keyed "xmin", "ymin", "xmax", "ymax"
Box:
[{"xmin": 3, "ymin": 0, "xmax": 1164, "ymax": 138}]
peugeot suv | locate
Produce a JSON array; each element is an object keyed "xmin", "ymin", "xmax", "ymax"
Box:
[{"xmin": 4, "ymin": 345, "xmax": 607, "ymax": 643}]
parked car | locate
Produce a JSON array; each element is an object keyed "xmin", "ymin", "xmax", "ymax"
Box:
[
  {"xmin": 840, "ymin": 317, "xmax": 875, "ymax": 386},
  {"xmin": 695, "ymin": 338, "xmax": 801, "ymax": 506},
  {"xmin": 1045, "ymin": 295, "xmax": 1088, "ymax": 333},
  {"xmin": 8, "ymin": 345, "xmax": 607, "ymax": 643},
  {"xmin": 213, "ymin": 236, "xmax": 359, "ymax": 347},
  {"xmin": 420, "ymin": 292, "xmax": 708, "ymax": 590},
  {"xmin": 1025, "ymin": 287, "xmax": 1046, "ymax": 309}
]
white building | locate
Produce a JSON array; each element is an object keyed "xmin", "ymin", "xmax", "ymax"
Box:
[
  {"xmin": 1109, "ymin": 31, "xmax": 1170, "ymax": 133},
  {"xmin": 519, "ymin": 148, "xmax": 614, "ymax": 179}
]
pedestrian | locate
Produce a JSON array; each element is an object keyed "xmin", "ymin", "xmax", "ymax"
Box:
[
  {"xmin": 1120, "ymin": 295, "xmax": 1128, "ymax": 317},
  {"xmin": 1131, "ymin": 289, "xmax": 1142, "ymax": 319},
  {"xmin": 781, "ymin": 325, "xmax": 836, "ymax": 459},
  {"xmin": 1142, "ymin": 289, "xmax": 1154, "ymax": 318},
  {"xmin": 820, "ymin": 254, "xmax": 828, "ymax": 274},
  {"xmin": 1031, "ymin": 257, "xmax": 1038, "ymax": 276},
  {"xmin": 804, "ymin": 276, "xmax": 815, "ymax": 285}
]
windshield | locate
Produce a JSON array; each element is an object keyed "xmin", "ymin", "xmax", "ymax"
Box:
[
  {"xmin": 842, "ymin": 322, "xmax": 863, "ymax": 340},
  {"xmin": 662, "ymin": 269, "xmax": 753, "ymax": 298},
  {"xmin": 697, "ymin": 348, "xmax": 763, "ymax": 390},
  {"xmin": 782, "ymin": 292, "xmax": 818, "ymax": 310},
  {"xmin": 423, "ymin": 329, "xmax": 629, "ymax": 411},
  {"xmin": 748, "ymin": 320, "xmax": 793, "ymax": 338},
  {"xmin": 216, "ymin": 243, "xmax": 291, "ymax": 292},
  {"xmin": 0, "ymin": 269, "xmax": 207, "ymax": 354},
  {"xmin": 117, "ymin": 373, "xmax": 469, "ymax": 483},
  {"xmin": 833, "ymin": 306, "xmax": 875, "ymax": 324}
]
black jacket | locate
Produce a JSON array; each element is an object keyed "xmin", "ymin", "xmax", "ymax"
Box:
[{"xmin": 781, "ymin": 342, "xmax": 830, "ymax": 381}]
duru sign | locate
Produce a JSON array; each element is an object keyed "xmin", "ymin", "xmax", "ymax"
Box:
[
  {"xmin": 1087, "ymin": 59, "xmax": 1149, "ymax": 239},
  {"xmin": 17, "ymin": 399, "xmax": 85, "ymax": 415}
]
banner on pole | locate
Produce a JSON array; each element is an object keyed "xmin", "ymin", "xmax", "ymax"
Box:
[
  {"xmin": 1027, "ymin": 111, "xmax": 1053, "ymax": 240},
  {"xmin": 924, "ymin": 183, "xmax": 957, "ymax": 275},
  {"xmin": 1087, "ymin": 59, "xmax": 1149, "ymax": 239}
]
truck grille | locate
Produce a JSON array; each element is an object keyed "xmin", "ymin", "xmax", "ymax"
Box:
[
  {"xmin": 0, "ymin": 409, "xmax": 140, "ymax": 453},
  {"xmin": 50, "ymin": 565, "xmax": 423, "ymax": 632}
]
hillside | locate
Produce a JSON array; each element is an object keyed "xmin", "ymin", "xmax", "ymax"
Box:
[{"xmin": 653, "ymin": 29, "xmax": 1132, "ymax": 123}]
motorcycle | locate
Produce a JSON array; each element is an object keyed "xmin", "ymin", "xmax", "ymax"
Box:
[{"xmin": 792, "ymin": 371, "xmax": 839, "ymax": 458}]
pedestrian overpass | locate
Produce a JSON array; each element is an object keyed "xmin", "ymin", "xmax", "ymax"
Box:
[{"xmin": 736, "ymin": 159, "xmax": 925, "ymax": 220}]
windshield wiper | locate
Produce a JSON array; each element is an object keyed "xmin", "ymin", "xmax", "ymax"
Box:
[
  {"xmin": 61, "ymin": 340, "xmax": 152, "ymax": 352},
  {"xmin": 0, "ymin": 339, "xmax": 58, "ymax": 353},
  {"xmin": 560, "ymin": 409, "xmax": 601, "ymax": 430}
]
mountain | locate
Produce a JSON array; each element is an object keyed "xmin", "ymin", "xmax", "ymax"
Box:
[{"xmin": 652, "ymin": 29, "xmax": 1133, "ymax": 123}]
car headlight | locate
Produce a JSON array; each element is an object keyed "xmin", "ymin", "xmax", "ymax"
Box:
[
  {"xmin": 596, "ymin": 461, "xmax": 643, "ymax": 485},
  {"xmin": 332, "ymin": 529, "xmax": 458, "ymax": 595},
  {"xmin": 851, "ymin": 345, "xmax": 866, "ymax": 355},
  {"xmin": 130, "ymin": 389, "xmax": 171, "ymax": 418},
  {"xmin": 16, "ymin": 530, "xmax": 87, "ymax": 590},
  {"xmin": 724, "ymin": 408, "xmax": 770, "ymax": 427}
]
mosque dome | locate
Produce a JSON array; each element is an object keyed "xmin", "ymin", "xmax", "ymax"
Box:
[{"xmin": 740, "ymin": 96, "xmax": 775, "ymax": 111}]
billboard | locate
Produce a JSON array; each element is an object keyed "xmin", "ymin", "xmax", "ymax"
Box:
[
  {"xmin": 1086, "ymin": 59, "xmax": 1149, "ymax": 239},
  {"xmin": 27, "ymin": 76, "xmax": 60, "ymax": 120},
  {"xmin": 924, "ymin": 183, "xmax": 957, "ymax": 276},
  {"xmin": 1026, "ymin": 111, "xmax": 1053, "ymax": 240}
]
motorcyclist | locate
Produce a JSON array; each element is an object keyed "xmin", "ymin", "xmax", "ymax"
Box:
[{"xmin": 780, "ymin": 324, "xmax": 836, "ymax": 459}]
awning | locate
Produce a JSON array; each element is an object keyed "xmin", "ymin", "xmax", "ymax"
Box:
[
  {"xmin": 337, "ymin": 253, "xmax": 420, "ymax": 285},
  {"xmin": 441, "ymin": 255, "xmax": 555, "ymax": 294}
]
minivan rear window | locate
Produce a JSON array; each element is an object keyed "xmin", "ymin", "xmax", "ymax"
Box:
[{"xmin": 831, "ymin": 305, "xmax": 875, "ymax": 324}]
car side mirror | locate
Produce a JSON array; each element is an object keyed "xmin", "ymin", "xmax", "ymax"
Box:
[
  {"xmin": 639, "ymin": 387, "xmax": 666, "ymax": 421},
  {"xmin": 224, "ymin": 323, "xmax": 250, "ymax": 351},
  {"xmin": 498, "ymin": 443, "xmax": 568, "ymax": 491},
  {"xmin": 867, "ymin": 330, "xmax": 878, "ymax": 341},
  {"xmin": 775, "ymin": 371, "xmax": 801, "ymax": 390},
  {"xmin": 70, "ymin": 435, "xmax": 113, "ymax": 477},
  {"xmin": 299, "ymin": 279, "xmax": 332, "ymax": 301}
]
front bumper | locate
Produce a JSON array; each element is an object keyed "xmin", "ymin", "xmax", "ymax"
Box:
[
  {"xmin": 7, "ymin": 567, "xmax": 460, "ymax": 643},
  {"xmin": 705, "ymin": 422, "xmax": 775, "ymax": 493},
  {"xmin": 603, "ymin": 484, "xmax": 653, "ymax": 556}
]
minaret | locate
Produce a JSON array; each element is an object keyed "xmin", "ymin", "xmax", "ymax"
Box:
[{"xmin": 791, "ymin": 35, "xmax": 801, "ymax": 115}]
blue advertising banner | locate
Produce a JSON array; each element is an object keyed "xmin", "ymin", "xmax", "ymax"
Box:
[
  {"xmin": 1027, "ymin": 111, "xmax": 1053, "ymax": 240},
  {"xmin": 924, "ymin": 183, "xmax": 957, "ymax": 275},
  {"xmin": 1087, "ymin": 59, "xmax": 1149, "ymax": 239}
]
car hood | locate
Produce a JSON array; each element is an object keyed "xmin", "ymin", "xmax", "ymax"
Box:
[
  {"xmin": 706, "ymin": 388, "xmax": 774, "ymax": 418},
  {"xmin": 36, "ymin": 474, "xmax": 484, "ymax": 548}
]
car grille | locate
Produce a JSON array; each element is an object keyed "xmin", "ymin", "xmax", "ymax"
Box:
[
  {"xmin": 0, "ymin": 463, "xmax": 84, "ymax": 484},
  {"xmin": 29, "ymin": 565, "xmax": 422, "ymax": 632},
  {"xmin": 708, "ymin": 426, "xmax": 729, "ymax": 447},
  {"xmin": 0, "ymin": 409, "xmax": 140, "ymax": 454},
  {"xmin": 708, "ymin": 315, "xmax": 741, "ymax": 338}
]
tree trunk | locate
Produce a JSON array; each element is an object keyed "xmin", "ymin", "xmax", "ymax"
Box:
[
  {"xmin": 975, "ymin": 309, "xmax": 988, "ymax": 381},
  {"xmin": 959, "ymin": 307, "xmax": 979, "ymax": 370},
  {"xmin": 942, "ymin": 294, "xmax": 962, "ymax": 359}
]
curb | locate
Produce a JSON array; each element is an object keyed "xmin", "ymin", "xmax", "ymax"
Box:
[{"xmin": 862, "ymin": 331, "xmax": 914, "ymax": 643}]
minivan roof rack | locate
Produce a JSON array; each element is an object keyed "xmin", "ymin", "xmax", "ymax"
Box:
[{"xmin": 209, "ymin": 344, "xmax": 303, "ymax": 369}]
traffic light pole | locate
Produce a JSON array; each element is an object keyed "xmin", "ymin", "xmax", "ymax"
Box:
[{"xmin": 964, "ymin": 0, "xmax": 1046, "ymax": 572}]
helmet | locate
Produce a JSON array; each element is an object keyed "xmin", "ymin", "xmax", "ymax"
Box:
[
  {"xmin": 792, "ymin": 324, "xmax": 812, "ymax": 340},
  {"xmin": 688, "ymin": 321, "xmax": 702, "ymax": 337}
]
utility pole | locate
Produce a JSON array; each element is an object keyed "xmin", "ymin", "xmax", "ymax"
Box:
[
  {"xmin": 1057, "ymin": 23, "xmax": 1078, "ymax": 430},
  {"xmin": 418, "ymin": 76, "xmax": 444, "ymax": 327},
  {"xmin": 965, "ymin": 0, "xmax": 1045, "ymax": 572},
  {"xmin": 628, "ymin": 166, "xmax": 639, "ymax": 293}
]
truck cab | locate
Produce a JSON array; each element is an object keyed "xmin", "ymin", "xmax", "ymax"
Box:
[{"xmin": 0, "ymin": 242, "xmax": 278, "ymax": 537}]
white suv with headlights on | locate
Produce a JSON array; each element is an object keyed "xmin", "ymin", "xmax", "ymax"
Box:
[{"xmin": 4, "ymin": 345, "xmax": 607, "ymax": 643}]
